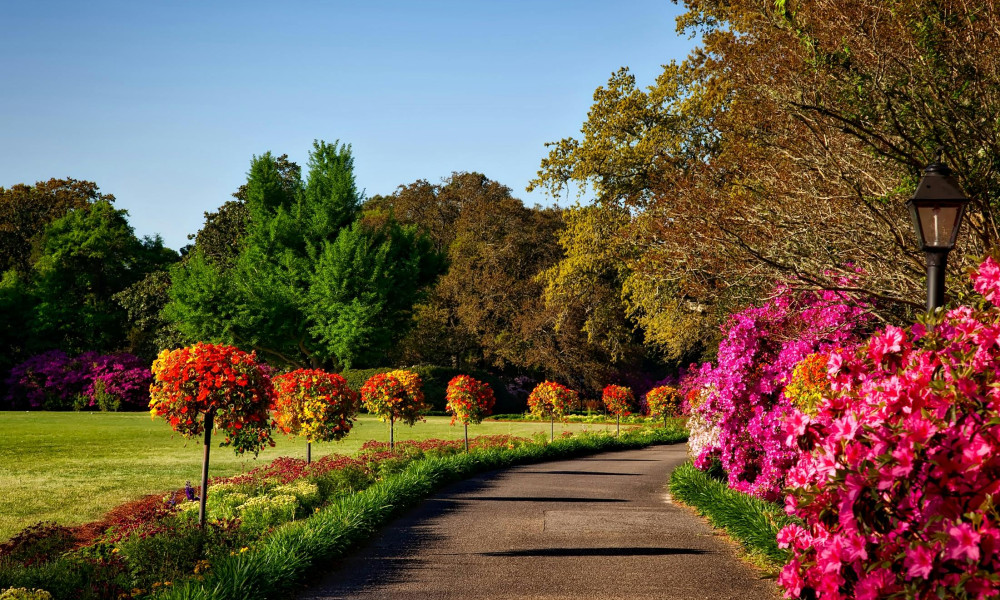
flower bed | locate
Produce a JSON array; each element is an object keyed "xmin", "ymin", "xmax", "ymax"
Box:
[{"xmin": 0, "ymin": 435, "xmax": 533, "ymax": 599}]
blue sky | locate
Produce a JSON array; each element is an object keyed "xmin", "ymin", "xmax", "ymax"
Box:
[{"xmin": 0, "ymin": 1, "xmax": 698, "ymax": 250}]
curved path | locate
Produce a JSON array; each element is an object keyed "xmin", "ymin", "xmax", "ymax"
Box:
[{"xmin": 298, "ymin": 444, "xmax": 780, "ymax": 600}]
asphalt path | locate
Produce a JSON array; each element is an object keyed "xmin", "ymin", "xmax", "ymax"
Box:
[{"xmin": 298, "ymin": 443, "xmax": 780, "ymax": 600}]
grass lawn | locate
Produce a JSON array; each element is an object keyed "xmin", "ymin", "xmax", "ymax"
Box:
[{"xmin": 0, "ymin": 411, "xmax": 619, "ymax": 541}]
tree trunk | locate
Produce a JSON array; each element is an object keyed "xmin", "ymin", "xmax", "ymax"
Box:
[{"xmin": 198, "ymin": 410, "xmax": 214, "ymax": 528}]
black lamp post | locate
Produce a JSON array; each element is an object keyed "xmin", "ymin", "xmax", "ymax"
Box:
[{"xmin": 905, "ymin": 157, "xmax": 969, "ymax": 311}]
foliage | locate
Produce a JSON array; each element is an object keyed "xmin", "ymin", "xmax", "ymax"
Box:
[
  {"xmin": 148, "ymin": 343, "xmax": 275, "ymax": 455},
  {"xmin": 0, "ymin": 178, "xmax": 111, "ymax": 276},
  {"xmin": 4, "ymin": 351, "xmax": 152, "ymax": 411},
  {"xmin": 669, "ymin": 461, "xmax": 793, "ymax": 568},
  {"xmin": 533, "ymin": 1, "xmax": 1000, "ymax": 356},
  {"xmin": 526, "ymin": 381, "xmax": 577, "ymax": 420},
  {"xmin": 686, "ymin": 284, "xmax": 870, "ymax": 500},
  {"xmin": 0, "ymin": 588, "xmax": 52, "ymax": 600},
  {"xmin": 359, "ymin": 370, "xmax": 428, "ymax": 427},
  {"xmin": 166, "ymin": 142, "xmax": 439, "ymax": 371},
  {"xmin": 28, "ymin": 200, "xmax": 178, "ymax": 356},
  {"xmin": 777, "ymin": 257, "xmax": 1000, "ymax": 600},
  {"xmin": 444, "ymin": 375, "xmax": 495, "ymax": 426},
  {"xmin": 644, "ymin": 385, "xmax": 681, "ymax": 418},
  {"xmin": 271, "ymin": 369, "xmax": 358, "ymax": 443},
  {"xmin": 112, "ymin": 271, "xmax": 185, "ymax": 361},
  {"xmin": 601, "ymin": 384, "xmax": 634, "ymax": 418},
  {"xmin": 307, "ymin": 217, "xmax": 441, "ymax": 369}
]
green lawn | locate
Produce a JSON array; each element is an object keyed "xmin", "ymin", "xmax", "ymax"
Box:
[{"xmin": 0, "ymin": 411, "xmax": 617, "ymax": 541}]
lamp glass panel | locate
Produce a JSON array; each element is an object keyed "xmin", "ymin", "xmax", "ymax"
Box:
[{"xmin": 917, "ymin": 204, "xmax": 961, "ymax": 249}]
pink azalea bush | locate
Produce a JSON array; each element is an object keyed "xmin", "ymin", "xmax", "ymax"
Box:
[
  {"xmin": 687, "ymin": 285, "xmax": 870, "ymax": 500},
  {"xmin": 778, "ymin": 258, "xmax": 1000, "ymax": 600}
]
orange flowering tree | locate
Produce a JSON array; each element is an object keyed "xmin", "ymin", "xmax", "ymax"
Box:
[
  {"xmin": 272, "ymin": 369, "xmax": 358, "ymax": 463},
  {"xmin": 360, "ymin": 369, "xmax": 428, "ymax": 448},
  {"xmin": 445, "ymin": 375, "xmax": 496, "ymax": 450},
  {"xmin": 645, "ymin": 385, "xmax": 682, "ymax": 427},
  {"xmin": 527, "ymin": 381, "xmax": 577, "ymax": 440},
  {"xmin": 602, "ymin": 384, "xmax": 634, "ymax": 436},
  {"xmin": 149, "ymin": 342, "xmax": 275, "ymax": 525}
]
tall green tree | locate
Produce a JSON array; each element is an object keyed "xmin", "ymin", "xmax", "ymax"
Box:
[
  {"xmin": 30, "ymin": 200, "xmax": 177, "ymax": 354},
  {"xmin": 0, "ymin": 178, "xmax": 113, "ymax": 275},
  {"xmin": 308, "ymin": 214, "xmax": 441, "ymax": 368},
  {"xmin": 167, "ymin": 140, "xmax": 438, "ymax": 370}
]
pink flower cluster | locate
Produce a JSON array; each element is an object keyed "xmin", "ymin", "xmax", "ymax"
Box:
[
  {"xmin": 779, "ymin": 258, "xmax": 1000, "ymax": 600},
  {"xmin": 687, "ymin": 285, "xmax": 870, "ymax": 500}
]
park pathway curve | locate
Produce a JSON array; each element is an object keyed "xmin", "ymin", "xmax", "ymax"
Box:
[{"xmin": 298, "ymin": 443, "xmax": 780, "ymax": 600}]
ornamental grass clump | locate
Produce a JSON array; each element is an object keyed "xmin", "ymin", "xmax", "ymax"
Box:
[
  {"xmin": 445, "ymin": 375, "xmax": 496, "ymax": 450},
  {"xmin": 149, "ymin": 342, "xmax": 276, "ymax": 526},
  {"xmin": 271, "ymin": 369, "xmax": 358, "ymax": 463},
  {"xmin": 527, "ymin": 381, "xmax": 577, "ymax": 441},
  {"xmin": 360, "ymin": 370, "xmax": 428, "ymax": 449},
  {"xmin": 601, "ymin": 384, "xmax": 634, "ymax": 437},
  {"xmin": 776, "ymin": 257, "xmax": 1000, "ymax": 600}
]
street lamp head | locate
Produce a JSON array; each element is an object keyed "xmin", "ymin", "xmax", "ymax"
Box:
[{"xmin": 905, "ymin": 159, "xmax": 969, "ymax": 251}]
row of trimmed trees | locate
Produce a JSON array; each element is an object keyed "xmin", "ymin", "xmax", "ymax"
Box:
[{"xmin": 148, "ymin": 342, "xmax": 686, "ymax": 525}]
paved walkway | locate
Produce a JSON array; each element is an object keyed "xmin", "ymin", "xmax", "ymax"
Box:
[{"xmin": 298, "ymin": 444, "xmax": 780, "ymax": 600}]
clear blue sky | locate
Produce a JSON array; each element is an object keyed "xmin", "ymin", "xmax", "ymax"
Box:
[{"xmin": 0, "ymin": 1, "xmax": 697, "ymax": 250}]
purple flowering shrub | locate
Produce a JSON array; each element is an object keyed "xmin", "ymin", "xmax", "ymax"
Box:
[
  {"xmin": 777, "ymin": 257, "xmax": 1000, "ymax": 600},
  {"xmin": 686, "ymin": 284, "xmax": 870, "ymax": 500},
  {"xmin": 5, "ymin": 351, "xmax": 152, "ymax": 411}
]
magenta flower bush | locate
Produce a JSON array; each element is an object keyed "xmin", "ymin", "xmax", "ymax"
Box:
[
  {"xmin": 686, "ymin": 284, "xmax": 870, "ymax": 500},
  {"xmin": 5, "ymin": 351, "xmax": 152, "ymax": 410},
  {"xmin": 778, "ymin": 258, "xmax": 1000, "ymax": 600}
]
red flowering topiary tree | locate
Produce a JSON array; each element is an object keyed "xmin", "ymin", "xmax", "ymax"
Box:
[
  {"xmin": 149, "ymin": 342, "xmax": 275, "ymax": 526},
  {"xmin": 360, "ymin": 369, "xmax": 428, "ymax": 449},
  {"xmin": 527, "ymin": 381, "xmax": 577, "ymax": 441},
  {"xmin": 645, "ymin": 385, "xmax": 681, "ymax": 429},
  {"xmin": 272, "ymin": 369, "xmax": 358, "ymax": 464},
  {"xmin": 445, "ymin": 375, "xmax": 496, "ymax": 451},
  {"xmin": 602, "ymin": 384, "xmax": 634, "ymax": 437}
]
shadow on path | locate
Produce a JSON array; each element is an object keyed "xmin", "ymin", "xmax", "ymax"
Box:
[
  {"xmin": 459, "ymin": 496, "xmax": 626, "ymax": 503},
  {"xmin": 518, "ymin": 470, "xmax": 643, "ymax": 476},
  {"xmin": 480, "ymin": 547, "xmax": 710, "ymax": 557}
]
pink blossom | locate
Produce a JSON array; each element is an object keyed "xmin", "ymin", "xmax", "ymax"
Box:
[
  {"xmin": 945, "ymin": 522, "xmax": 981, "ymax": 562},
  {"xmin": 905, "ymin": 544, "xmax": 936, "ymax": 579}
]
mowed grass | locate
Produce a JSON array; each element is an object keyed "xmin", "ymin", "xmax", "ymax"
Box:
[{"xmin": 0, "ymin": 411, "xmax": 617, "ymax": 541}]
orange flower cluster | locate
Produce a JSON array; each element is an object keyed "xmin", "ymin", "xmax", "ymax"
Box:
[
  {"xmin": 783, "ymin": 352, "xmax": 831, "ymax": 416},
  {"xmin": 602, "ymin": 384, "xmax": 634, "ymax": 418},
  {"xmin": 527, "ymin": 381, "xmax": 576, "ymax": 419},
  {"xmin": 149, "ymin": 343, "xmax": 275, "ymax": 455},
  {"xmin": 360, "ymin": 369, "xmax": 428, "ymax": 426},
  {"xmin": 645, "ymin": 385, "xmax": 681, "ymax": 418},
  {"xmin": 445, "ymin": 375, "xmax": 496, "ymax": 426},
  {"xmin": 272, "ymin": 369, "xmax": 358, "ymax": 443}
]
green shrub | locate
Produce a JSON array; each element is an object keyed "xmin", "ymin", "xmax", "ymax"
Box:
[
  {"xmin": 0, "ymin": 588, "xmax": 52, "ymax": 600},
  {"xmin": 311, "ymin": 465, "xmax": 373, "ymax": 500},
  {"xmin": 236, "ymin": 496, "xmax": 297, "ymax": 533},
  {"xmin": 271, "ymin": 482, "xmax": 320, "ymax": 514}
]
